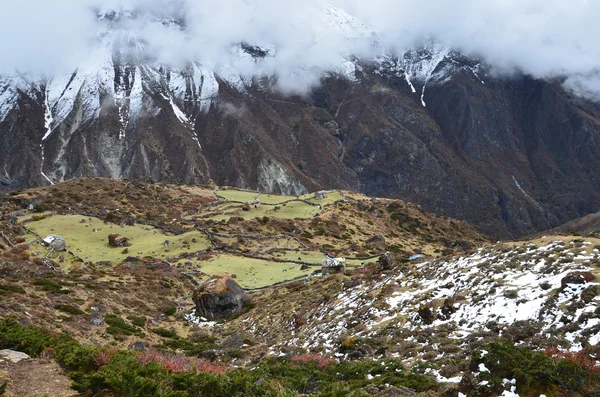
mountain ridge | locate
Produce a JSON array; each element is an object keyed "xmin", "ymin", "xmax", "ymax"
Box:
[{"xmin": 1, "ymin": 4, "xmax": 600, "ymax": 239}]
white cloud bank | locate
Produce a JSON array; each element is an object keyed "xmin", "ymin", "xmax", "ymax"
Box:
[{"xmin": 1, "ymin": 0, "xmax": 599, "ymax": 97}]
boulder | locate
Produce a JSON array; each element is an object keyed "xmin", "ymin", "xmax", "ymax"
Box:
[
  {"xmin": 129, "ymin": 341, "xmax": 147, "ymax": 352},
  {"xmin": 0, "ymin": 349, "xmax": 30, "ymax": 363},
  {"xmin": 378, "ymin": 252, "xmax": 395, "ymax": 270},
  {"xmin": 108, "ymin": 234, "xmax": 130, "ymax": 247},
  {"xmin": 193, "ymin": 275, "xmax": 251, "ymax": 319},
  {"xmin": 367, "ymin": 235, "xmax": 386, "ymax": 244}
]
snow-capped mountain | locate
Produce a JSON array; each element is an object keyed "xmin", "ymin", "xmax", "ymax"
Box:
[{"xmin": 1, "ymin": 2, "xmax": 600, "ymax": 240}]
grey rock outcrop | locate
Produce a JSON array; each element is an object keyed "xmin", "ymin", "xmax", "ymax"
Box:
[
  {"xmin": 0, "ymin": 349, "xmax": 30, "ymax": 363},
  {"xmin": 192, "ymin": 275, "xmax": 251, "ymax": 319}
]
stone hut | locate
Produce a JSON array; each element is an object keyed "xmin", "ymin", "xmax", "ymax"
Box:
[
  {"xmin": 314, "ymin": 190, "xmax": 328, "ymax": 200},
  {"xmin": 321, "ymin": 257, "xmax": 346, "ymax": 275},
  {"xmin": 42, "ymin": 235, "xmax": 66, "ymax": 252},
  {"xmin": 246, "ymin": 199, "xmax": 261, "ymax": 209}
]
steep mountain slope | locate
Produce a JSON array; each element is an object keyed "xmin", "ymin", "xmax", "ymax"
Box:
[
  {"xmin": 1, "ymin": 6, "xmax": 600, "ymax": 239},
  {"xmin": 0, "ymin": 179, "xmax": 598, "ymax": 396}
]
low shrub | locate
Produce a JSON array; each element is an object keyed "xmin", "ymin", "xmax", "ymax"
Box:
[
  {"xmin": 55, "ymin": 304, "xmax": 84, "ymax": 316},
  {"xmin": 0, "ymin": 318, "xmax": 439, "ymax": 397},
  {"xmin": 471, "ymin": 340, "xmax": 600, "ymax": 396}
]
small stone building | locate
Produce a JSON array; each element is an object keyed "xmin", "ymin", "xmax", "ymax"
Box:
[
  {"xmin": 321, "ymin": 257, "xmax": 346, "ymax": 275},
  {"xmin": 246, "ymin": 199, "xmax": 261, "ymax": 209},
  {"xmin": 314, "ymin": 190, "xmax": 328, "ymax": 200},
  {"xmin": 42, "ymin": 235, "xmax": 66, "ymax": 252}
]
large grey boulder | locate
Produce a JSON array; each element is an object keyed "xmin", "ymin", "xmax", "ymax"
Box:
[
  {"xmin": 193, "ymin": 275, "xmax": 251, "ymax": 319},
  {"xmin": 0, "ymin": 349, "xmax": 30, "ymax": 363}
]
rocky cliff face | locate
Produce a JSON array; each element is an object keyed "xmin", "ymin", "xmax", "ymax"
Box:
[{"xmin": 1, "ymin": 12, "xmax": 600, "ymax": 239}]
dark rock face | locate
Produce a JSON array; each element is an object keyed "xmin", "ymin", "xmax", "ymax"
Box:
[
  {"xmin": 2, "ymin": 57, "xmax": 600, "ymax": 239},
  {"xmin": 193, "ymin": 275, "xmax": 251, "ymax": 319}
]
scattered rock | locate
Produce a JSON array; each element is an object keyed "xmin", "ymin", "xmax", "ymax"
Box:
[
  {"xmin": 418, "ymin": 306, "xmax": 435, "ymax": 325},
  {"xmin": 539, "ymin": 281, "xmax": 552, "ymax": 290},
  {"xmin": 221, "ymin": 332, "xmax": 245, "ymax": 351},
  {"xmin": 560, "ymin": 272, "xmax": 594, "ymax": 289},
  {"xmin": 192, "ymin": 275, "xmax": 251, "ymax": 319},
  {"xmin": 91, "ymin": 317, "xmax": 104, "ymax": 325},
  {"xmin": 124, "ymin": 256, "xmax": 141, "ymax": 263},
  {"xmin": 129, "ymin": 341, "xmax": 147, "ymax": 352},
  {"xmin": 108, "ymin": 234, "xmax": 130, "ymax": 247},
  {"xmin": 0, "ymin": 350, "xmax": 30, "ymax": 363},
  {"xmin": 367, "ymin": 235, "xmax": 386, "ymax": 244}
]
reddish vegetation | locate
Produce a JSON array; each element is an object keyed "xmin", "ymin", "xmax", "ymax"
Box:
[
  {"xmin": 290, "ymin": 353, "xmax": 335, "ymax": 368},
  {"xmin": 544, "ymin": 346, "xmax": 600, "ymax": 373},
  {"xmin": 137, "ymin": 349, "xmax": 227, "ymax": 374},
  {"xmin": 92, "ymin": 348, "xmax": 118, "ymax": 366}
]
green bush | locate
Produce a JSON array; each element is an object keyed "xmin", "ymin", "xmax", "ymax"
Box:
[
  {"xmin": 163, "ymin": 306, "xmax": 177, "ymax": 316},
  {"xmin": 127, "ymin": 315, "xmax": 147, "ymax": 327},
  {"xmin": 33, "ymin": 279, "xmax": 71, "ymax": 294},
  {"xmin": 0, "ymin": 284, "xmax": 26, "ymax": 295},
  {"xmin": 473, "ymin": 340, "xmax": 600, "ymax": 396},
  {"xmin": 0, "ymin": 318, "xmax": 54, "ymax": 356},
  {"xmin": 105, "ymin": 314, "xmax": 143, "ymax": 336},
  {"xmin": 151, "ymin": 328, "xmax": 178, "ymax": 338},
  {"xmin": 55, "ymin": 304, "xmax": 85, "ymax": 316},
  {"xmin": 0, "ymin": 318, "xmax": 439, "ymax": 397}
]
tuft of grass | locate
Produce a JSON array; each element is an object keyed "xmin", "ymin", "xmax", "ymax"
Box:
[
  {"xmin": 104, "ymin": 314, "xmax": 143, "ymax": 337},
  {"xmin": 151, "ymin": 328, "xmax": 178, "ymax": 339},
  {"xmin": 127, "ymin": 315, "xmax": 147, "ymax": 327},
  {"xmin": 54, "ymin": 304, "xmax": 84, "ymax": 316},
  {"xmin": 33, "ymin": 279, "xmax": 72, "ymax": 294},
  {"xmin": 0, "ymin": 284, "xmax": 26, "ymax": 295}
]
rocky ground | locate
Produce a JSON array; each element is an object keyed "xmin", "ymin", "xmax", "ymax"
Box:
[{"xmin": 0, "ymin": 178, "xmax": 598, "ymax": 396}]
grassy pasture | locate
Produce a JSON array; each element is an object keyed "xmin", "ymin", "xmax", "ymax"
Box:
[
  {"xmin": 176, "ymin": 254, "xmax": 314, "ymax": 289},
  {"xmin": 25, "ymin": 215, "xmax": 212, "ymax": 264}
]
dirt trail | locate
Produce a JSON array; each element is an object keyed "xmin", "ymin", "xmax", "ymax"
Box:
[{"xmin": 1, "ymin": 358, "xmax": 76, "ymax": 397}]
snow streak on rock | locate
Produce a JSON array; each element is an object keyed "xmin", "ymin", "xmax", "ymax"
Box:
[{"xmin": 41, "ymin": 86, "xmax": 55, "ymax": 185}]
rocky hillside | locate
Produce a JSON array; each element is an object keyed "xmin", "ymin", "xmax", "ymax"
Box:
[
  {"xmin": 1, "ymin": 5, "xmax": 600, "ymax": 239},
  {"xmin": 0, "ymin": 179, "xmax": 598, "ymax": 396}
]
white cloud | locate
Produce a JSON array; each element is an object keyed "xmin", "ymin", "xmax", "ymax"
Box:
[{"xmin": 1, "ymin": 0, "xmax": 599, "ymax": 97}]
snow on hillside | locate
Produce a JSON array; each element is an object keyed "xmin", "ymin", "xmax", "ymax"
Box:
[{"xmin": 225, "ymin": 237, "xmax": 600, "ymax": 365}]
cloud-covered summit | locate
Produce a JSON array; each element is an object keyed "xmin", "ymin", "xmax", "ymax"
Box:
[{"xmin": 1, "ymin": 0, "xmax": 599, "ymax": 97}]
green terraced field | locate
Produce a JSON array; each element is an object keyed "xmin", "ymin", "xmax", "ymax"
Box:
[
  {"xmin": 271, "ymin": 250, "xmax": 378, "ymax": 267},
  {"xmin": 25, "ymin": 215, "xmax": 212, "ymax": 264},
  {"xmin": 212, "ymin": 200, "xmax": 320, "ymax": 221},
  {"xmin": 176, "ymin": 254, "xmax": 314, "ymax": 289},
  {"xmin": 300, "ymin": 190, "xmax": 345, "ymax": 206}
]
